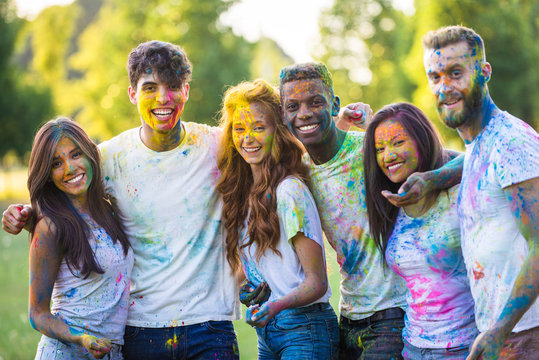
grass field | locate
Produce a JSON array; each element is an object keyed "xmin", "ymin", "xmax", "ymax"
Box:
[{"xmin": 0, "ymin": 199, "xmax": 342, "ymax": 360}]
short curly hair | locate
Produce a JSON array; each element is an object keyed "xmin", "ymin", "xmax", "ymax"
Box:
[
  {"xmin": 127, "ymin": 40, "xmax": 192, "ymax": 89},
  {"xmin": 279, "ymin": 62, "xmax": 334, "ymax": 99}
]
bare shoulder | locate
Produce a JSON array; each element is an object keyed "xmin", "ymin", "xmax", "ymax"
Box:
[{"xmin": 32, "ymin": 217, "xmax": 57, "ymax": 247}]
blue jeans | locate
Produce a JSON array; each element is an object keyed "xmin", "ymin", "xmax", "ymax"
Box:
[
  {"xmin": 255, "ymin": 302, "xmax": 339, "ymax": 359},
  {"xmin": 122, "ymin": 321, "xmax": 239, "ymax": 360},
  {"xmin": 339, "ymin": 309, "xmax": 405, "ymax": 360},
  {"xmin": 402, "ymin": 339, "xmax": 469, "ymax": 360}
]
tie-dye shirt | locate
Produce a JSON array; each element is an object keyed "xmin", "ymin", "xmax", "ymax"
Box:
[
  {"xmin": 459, "ymin": 111, "xmax": 539, "ymax": 333},
  {"xmin": 51, "ymin": 214, "xmax": 133, "ymax": 344},
  {"xmin": 305, "ymin": 131, "xmax": 407, "ymax": 320},
  {"xmin": 99, "ymin": 122, "xmax": 240, "ymax": 327},
  {"xmin": 240, "ymin": 177, "xmax": 332, "ymax": 304},
  {"xmin": 386, "ymin": 185, "xmax": 478, "ymax": 349}
]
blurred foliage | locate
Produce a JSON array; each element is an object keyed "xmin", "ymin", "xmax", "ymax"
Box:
[
  {"xmin": 0, "ymin": 0, "xmax": 53, "ymax": 160},
  {"xmin": 318, "ymin": 0, "xmax": 539, "ymax": 149},
  {"xmin": 11, "ymin": 0, "xmax": 255, "ymax": 145},
  {"xmin": 1, "ymin": 0, "xmax": 538, "ymax": 158}
]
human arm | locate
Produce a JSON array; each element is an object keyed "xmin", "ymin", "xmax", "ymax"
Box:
[
  {"xmin": 467, "ymin": 177, "xmax": 539, "ymax": 360},
  {"xmin": 336, "ymin": 102, "xmax": 373, "ymax": 131},
  {"xmin": 29, "ymin": 218, "xmax": 112, "ymax": 359},
  {"xmin": 247, "ymin": 232, "xmax": 328, "ymax": 327},
  {"xmin": 2, "ymin": 204, "xmax": 33, "ymax": 234},
  {"xmin": 383, "ymin": 153, "xmax": 464, "ymax": 207}
]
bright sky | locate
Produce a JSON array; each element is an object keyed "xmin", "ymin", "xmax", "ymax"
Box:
[{"xmin": 14, "ymin": 0, "xmax": 334, "ymax": 62}]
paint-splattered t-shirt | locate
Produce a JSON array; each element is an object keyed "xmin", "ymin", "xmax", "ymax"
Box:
[
  {"xmin": 386, "ymin": 185, "xmax": 478, "ymax": 349},
  {"xmin": 99, "ymin": 122, "xmax": 240, "ymax": 327},
  {"xmin": 239, "ymin": 177, "xmax": 332, "ymax": 304},
  {"xmin": 51, "ymin": 214, "xmax": 133, "ymax": 344},
  {"xmin": 306, "ymin": 131, "xmax": 407, "ymax": 320},
  {"xmin": 459, "ymin": 111, "xmax": 539, "ymax": 333}
]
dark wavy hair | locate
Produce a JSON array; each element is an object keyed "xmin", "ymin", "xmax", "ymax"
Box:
[
  {"xmin": 127, "ymin": 40, "xmax": 192, "ymax": 89},
  {"xmin": 28, "ymin": 117, "xmax": 130, "ymax": 278},
  {"xmin": 363, "ymin": 103, "xmax": 447, "ymax": 256},
  {"xmin": 217, "ymin": 79, "xmax": 309, "ymax": 273}
]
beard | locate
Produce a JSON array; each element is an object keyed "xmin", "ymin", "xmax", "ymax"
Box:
[{"xmin": 437, "ymin": 82, "xmax": 483, "ymax": 129}]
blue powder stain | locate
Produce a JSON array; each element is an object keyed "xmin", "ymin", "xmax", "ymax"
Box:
[
  {"xmin": 65, "ymin": 288, "xmax": 77, "ymax": 298},
  {"xmin": 182, "ymin": 149, "xmax": 190, "ymax": 156},
  {"xmin": 347, "ymin": 180, "xmax": 355, "ymax": 189}
]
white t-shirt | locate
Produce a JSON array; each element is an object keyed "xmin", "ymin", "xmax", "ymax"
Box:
[
  {"xmin": 386, "ymin": 185, "xmax": 478, "ymax": 349},
  {"xmin": 240, "ymin": 177, "xmax": 332, "ymax": 304},
  {"xmin": 99, "ymin": 122, "xmax": 240, "ymax": 327},
  {"xmin": 459, "ymin": 111, "xmax": 539, "ymax": 333},
  {"xmin": 306, "ymin": 131, "xmax": 407, "ymax": 320},
  {"xmin": 51, "ymin": 214, "xmax": 134, "ymax": 344}
]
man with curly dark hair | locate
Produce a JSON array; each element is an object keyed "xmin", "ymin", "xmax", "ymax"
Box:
[{"xmin": 3, "ymin": 40, "xmax": 241, "ymax": 360}]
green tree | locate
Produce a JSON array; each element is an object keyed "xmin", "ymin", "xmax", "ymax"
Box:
[
  {"xmin": 318, "ymin": 0, "xmax": 539, "ymax": 149},
  {"xmin": 318, "ymin": 0, "xmax": 415, "ymax": 109},
  {"xmin": 250, "ymin": 37, "xmax": 294, "ymax": 85},
  {"xmin": 0, "ymin": 0, "xmax": 53, "ymax": 160},
  {"xmin": 68, "ymin": 0, "xmax": 253, "ymax": 141}
]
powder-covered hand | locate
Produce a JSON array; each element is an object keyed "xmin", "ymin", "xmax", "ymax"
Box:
[
  {"xmin": 382, "ymin": 171, "xmax": 432, "ymax": 207},
  {"xmin": 246, "ymin": 300, "xmax": 282, "ymax": 328},
  {"xmin": 466, "ymin": 328, "xmax": 509, "ymax": 360},
  {"xmin": 336, "ymin": 102, "xmax": 373, "ymax": 131},
  {"xmin": 239, "ymin": 280, "xmax": 271, "ymax": 306},
  {"xmin": 80, "ymin": 334, "xmax": 112, "ymax": 359}
]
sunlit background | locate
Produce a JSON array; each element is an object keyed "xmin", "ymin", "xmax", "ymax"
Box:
[{"xmin": 1, "ymin": 0, "xmax": 538, "ymax": 358}]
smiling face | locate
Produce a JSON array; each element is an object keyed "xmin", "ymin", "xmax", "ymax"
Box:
[
  {"xmin": 128, "ymin": 71, "xmax": 189, "ymax": 133},
  {"xmin": 50, "ymin": 136, "xmax": 93, "ymax": 206},
  {"xmin": 374, "ymin": 119, "xmax": 420, "ymax": 183},
  {"xmin": 423, "ymin": 41, "xmax": 488, "ymax": 129},
  {"xmin": 281, "ymin": 78, "xmax": 338, "ymax": 149},
  {"xmin": 232, "ymin": 102, "xmax": 275, "ymax": 174}
]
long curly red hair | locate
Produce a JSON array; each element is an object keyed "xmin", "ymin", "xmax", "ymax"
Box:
[{"xmin": 217, "ymin": 79, "xmax": 309, "ymax": 273}]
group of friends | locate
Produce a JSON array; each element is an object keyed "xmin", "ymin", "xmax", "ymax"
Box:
[{"xmin": 2, "ymin": 25, "xmax": 538, "ymax": 360}]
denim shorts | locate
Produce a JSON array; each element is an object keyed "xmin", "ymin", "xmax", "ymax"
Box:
[
  {"xmin": 255, "ymin": 302, "xmax": 339, "ymax": 360},
  {"xmin": 402, "ymin": 338, "xmax": 469, "ymax": 360},
  {"xmin": 35, "ymin": 335, "xmax": 123, "ymax": 360},
  {"xmin": 339, "ymin": 308, "xmax": 405, "ymax": 360},
  {"xmin": 122, "ymin": 321, "xmax": 239, "ymax": 360}
]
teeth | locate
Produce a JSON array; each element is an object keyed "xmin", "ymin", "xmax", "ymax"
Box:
[
  {"xmin": 444, "ymin": 99, "xmax": 460, "ymax": 105},
  {"xmin": 152, "ymin": 109, "xmax": 173, "ymax": 115},
  {"xmin": 243, "ymin": 147, "xmax": 261, "ymax": 153},
  {"xmin": 66, "ymin": 174, "xmax": 83, "ymax": 183},
  {"xmin": 388, "ymin": 163, "xmax": 403, "ymax": 170},
  {"xmin": 299, "ymin": 124, "xmax": 318, "ymax": 131}
]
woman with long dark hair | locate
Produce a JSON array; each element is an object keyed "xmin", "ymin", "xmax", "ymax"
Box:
[
  {"xmin": 28, "ymin": 117, "xmax": 132, "ymax": 359},
  {"xmin": 217, "ymin": 79, "xmax": 338, "ymax": 359},
  {"xmin": 363, "ymin": 103, "xmax": 477, "ymax": 359}
]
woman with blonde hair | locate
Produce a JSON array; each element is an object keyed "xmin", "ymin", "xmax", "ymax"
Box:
[{"xmin": 217, "ymin": 79, "xmax": 338, "ymax": 359}]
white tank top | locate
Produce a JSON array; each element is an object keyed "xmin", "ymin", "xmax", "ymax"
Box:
[{"xmin": 51, "ymin": 214, "xmax": 133, "ymax": 344}]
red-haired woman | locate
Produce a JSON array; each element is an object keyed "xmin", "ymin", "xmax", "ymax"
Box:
[{"xmin": 217, "ymin": 79, "xmax": 338, "ymax": 359}]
